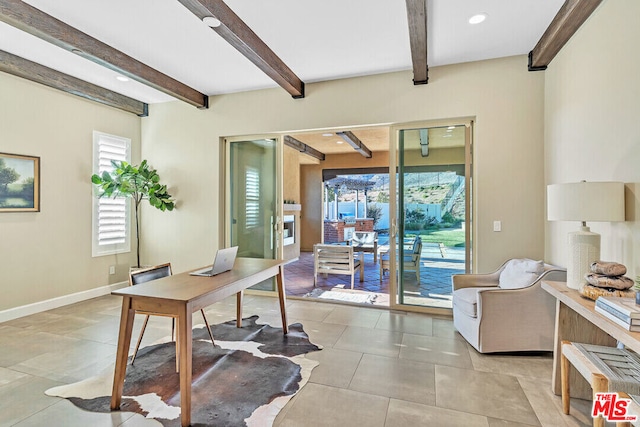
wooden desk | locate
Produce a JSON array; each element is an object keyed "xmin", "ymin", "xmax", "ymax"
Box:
[
  {"xmin": 542, "ymin": 280, "xmax": 640, "ymax": 399},
  {"xmin": 110, "ymin": 257, "xmax": 288, "ymax": 427}
]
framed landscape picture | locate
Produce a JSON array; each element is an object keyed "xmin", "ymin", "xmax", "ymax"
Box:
[{"xmin": 0, "ymin": 152, "xmax": 40, "ymax": 212}]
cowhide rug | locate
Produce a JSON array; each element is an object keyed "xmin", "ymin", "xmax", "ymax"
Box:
[{"xmin": 45, "ymin": 316, "xmax": 321, "ymax": 426}]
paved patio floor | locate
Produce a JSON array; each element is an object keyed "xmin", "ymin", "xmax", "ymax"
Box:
[{"xmin": 283, "ymin": 244, "xmax": 465, "ymax": 309}]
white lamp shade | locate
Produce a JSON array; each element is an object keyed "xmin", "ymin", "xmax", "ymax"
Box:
[{"xmin": 547, "ymin": 181, "xmax": 625, "ymax": 222}]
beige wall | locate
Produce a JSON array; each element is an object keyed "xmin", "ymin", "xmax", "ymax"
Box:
[
  {"xmin": 544, "ymin": 0, "xmax": 640, "ymax": 274},
  {"xmin": 283, "ymin": 145, "xmax": 301, "ymax": 204},
  {"xmin": 0, "ymin": 72, "xmax": 140, "ymax": 311},
  {"xmin": 142, "ymin": 55, "xmax": 546, "ymax": 274}
]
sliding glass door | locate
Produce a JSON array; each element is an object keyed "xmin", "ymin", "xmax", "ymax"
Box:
[
  {"xmin": 225, "ymin": 136, "xmax": 282, "ymax": 291},
  {"xmin": 389, "ymin": 122, "xmax": 472, "ymax": 311}
]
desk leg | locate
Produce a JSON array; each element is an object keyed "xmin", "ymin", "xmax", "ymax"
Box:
[
  {"xmin": 177, "ymin": 304, "xmax": 193, "ymax": 427},
  {"xmin": 551, "ymin": 300, "xmax": 616, "ymax": 398},
  {"xmin": 111, "ymin": 296, "xmax": 135, "ymax": 410},
  {"xmin": 236, "ymin": 291, "xmax": 243, "ymax": 328},
  {"xmin": 276, "ymin": 265, "xmax": 288, "ymax": 334}
]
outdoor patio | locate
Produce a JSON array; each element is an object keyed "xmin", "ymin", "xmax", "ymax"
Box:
[{"xmin": 283, "ymin": 240, "xmax": 465, "ymax": 308}]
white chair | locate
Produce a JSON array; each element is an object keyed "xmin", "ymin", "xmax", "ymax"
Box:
[
  {"xmin": 348, "ymin": 231, "xmax": 378, "ymax": 263},
  {"xmin": 452, "ymin": 258, "xmax": 566, "ymax": 353},
  {"xmin": 378, "ymin": 237, "xmax": 422, "ymax": 283},
  {"xmin": 403, "ymin": 237, "xmax": 422, "ymax": 281},
  {"xmin": 314, "ymin": 244, "xmax": 363, "ymax": 289}
]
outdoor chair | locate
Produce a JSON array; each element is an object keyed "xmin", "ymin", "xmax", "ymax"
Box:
[
  {"xmin": 403, "ymin": 236, "xmax": 422, "ymax": 281},
  {"xmin": 348, "ymin": 231, "xmax": 378, "ymax": 263},
  {"xmin": 379, "ymin": 236, "xmax": 422, "ymax": 283},
  {"xmin": 129, "ymin": 263, "xmax": 215, "ymax": 368},
  {"xmin": 314, "ymin": 244, "xmax": 363, "ymax": 289}
]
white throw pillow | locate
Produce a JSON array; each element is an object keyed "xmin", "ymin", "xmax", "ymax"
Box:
[{"xmin": 498, "ymin": 259, "xmax": 545, "ymax": 289}]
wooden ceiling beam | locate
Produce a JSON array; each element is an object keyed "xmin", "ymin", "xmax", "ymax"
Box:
[
  {"xmin": 284, "ymin": 135, "xmax": 325, "ymax": 161},
  {"xmin": 336, "ymin": 131, "xmax": 373, "ymax": 158},
  {"xmin": 178, "ymin": 0, "xmax": 305, "ymax": 99},
  {"xmin": 0, "ymin": 50, "xmax": 147, "ymax": 116},
  {"xmin": 0, "ymin": 0, "xmax": 208, "ymax": 108},
  {"xmin": 405, "ymin": 0, "xmax": 428, "ymax": 85},
  {"xmin": 528, "ymin": 0, "xmax": 603, "ymax": 71}
]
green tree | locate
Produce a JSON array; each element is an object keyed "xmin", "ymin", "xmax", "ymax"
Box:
[
  {"xmin": 367, "ymin": 203, "xmax": 383, "ymax": 229},
  {"xmin": 0, "ymin": 158, "xmax": 20, "ymax": 193},
  {"xmin": 92, "ymin": 160, "xmax": 175, "ymax": 267},
  {"xmin": 376, "ymin": 191, "xmax": 389, "ymax": 203}
]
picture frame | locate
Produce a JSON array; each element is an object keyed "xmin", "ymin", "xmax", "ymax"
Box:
[{"xmin": 0, "ymin": 152, "xmax": 40, "ymax": 212}]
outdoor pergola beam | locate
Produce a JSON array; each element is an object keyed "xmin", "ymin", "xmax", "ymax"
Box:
[
  {"xmin": 283, "ymin": 135, "xmax": 325, "ymax": 161},
  {"xmin": 528, "ymin": 0, "xmax": 603, "ymax": 71},
  {"xmin": 0, "ymin": 0, "xmax": 208, "ymax": 108},
  {"xmin": 178, "ymin": 0, "xmax": 305, "ymax": 99},
  {"xmin": 336, "ymin": 131, "xmax": 373, "ymax": 158},
  {"xmin": 0, "ymin": 50, "xmax": 147, "ymax": 116},
  {"xmin": 405, "ymin": 0, "xmax": 428, "ymax": 84}
]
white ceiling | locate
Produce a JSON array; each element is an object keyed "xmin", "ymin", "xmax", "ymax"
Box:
[{"xmin": 0, "ymin": 0, "xmax": 565, "ymax": 104}]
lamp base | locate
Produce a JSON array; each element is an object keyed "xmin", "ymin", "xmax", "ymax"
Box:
[{"xmin": 566, "ymin": 226, "xmax": 600, "ymax": 290}]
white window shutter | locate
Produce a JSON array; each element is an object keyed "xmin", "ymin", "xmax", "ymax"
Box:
[
  {"xmin": 245, "ymin": 167, "xmax": 260, "ymax": 229},
  {"xmin": 92, "ymin": 131, "xmax": 131, "ymax": 257}
]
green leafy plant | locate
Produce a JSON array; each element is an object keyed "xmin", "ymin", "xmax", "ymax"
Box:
[
  {"xmin": 91, "ymin": 160, "xmax": 175, "ymax": 267},
  {"xmin": 634, "ymin": 276, "xmax": 640, "ymax": 292}
]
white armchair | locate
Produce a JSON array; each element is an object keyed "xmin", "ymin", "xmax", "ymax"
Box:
[{"xmin": 452, "ymin": 258, "xmax": 566, "ymax": 353}]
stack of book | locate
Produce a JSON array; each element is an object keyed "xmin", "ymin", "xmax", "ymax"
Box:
[{"xmin": 595, "ymin": 296, "xmax": 640, "ymax": 331}]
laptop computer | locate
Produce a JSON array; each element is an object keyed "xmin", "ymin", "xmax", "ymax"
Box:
[{"xmin": 189, "ymin": 246, "xmax": 238, "ymax": 277}]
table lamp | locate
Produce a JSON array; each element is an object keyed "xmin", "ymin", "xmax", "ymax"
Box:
[{"xmin": 547, "ymin": 181, "xmax": 625, "ymax": 290}]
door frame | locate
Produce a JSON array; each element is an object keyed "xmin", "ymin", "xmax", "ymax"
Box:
[
  {"xmin": 222, "ymin": 134, "xmax": 284, "ymax": 293},
  {"xmin": 388, "ymin": 118, "xmax": 474, "ymax": 313}
]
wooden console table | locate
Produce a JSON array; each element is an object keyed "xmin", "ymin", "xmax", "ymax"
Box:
[
  {"xmin": 110, "ymin": 257, "xmax": 288, "ymax": 427},
  {"xmin": 542, "ymin": 280, "xmax": 640, "ymax": 399}
]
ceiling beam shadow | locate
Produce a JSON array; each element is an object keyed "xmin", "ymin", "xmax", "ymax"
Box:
[
  {"xmin": 405, "ymin": 0, "xmax": 428, "ymax": 84},
  {"xmin": 0, "ymin": 0, "xmax": 208, "ymax": 109},
  {"xmin": 528, "ymin": 0, "xmax": 603, "ymax": 71},
  {"xmin": 178, "ymin": 0, "xmax": 305, "ymax": 99},
  {"xmin": 0, "ymin": 49, "xmax": 147, "ymax": 116},
  {"xmin": 284, "ymin": 136, "xmax": 325, "ymax": 161},
  {"xmin": 336, "ymin": 131, "xmax": 373, "ymax": 158}
]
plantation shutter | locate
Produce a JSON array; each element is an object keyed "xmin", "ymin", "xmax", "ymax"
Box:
[
  {"xmin": 245, "ymin": 166, "xmax": 260, "ymax": 229},
  {"xmin": 92, "ymin": 132, "xmax": 131, "ymax": 257}
]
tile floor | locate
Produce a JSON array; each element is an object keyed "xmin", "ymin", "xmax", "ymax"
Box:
[{"xmin": 0, "ymin": 293, "xmax": 598, "ymax": 426}]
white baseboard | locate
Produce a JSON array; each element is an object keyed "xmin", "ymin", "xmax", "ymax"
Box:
[{"xmin": 0, "ymin": 281, "xmax": 128, "ymax": 323}]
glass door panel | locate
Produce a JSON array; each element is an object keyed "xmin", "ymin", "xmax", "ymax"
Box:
[
  {"xmin": 392, "ymin": 123, "xmax": 471, "ymax": 310},
  {"xmin": 227, "ymin": 137, "xmax": 281, "ymax": 291}
]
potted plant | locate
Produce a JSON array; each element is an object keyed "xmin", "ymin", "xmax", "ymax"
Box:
[{"xmin": 91, "ymin": 160, "xmax": 175, "ymax": 268}]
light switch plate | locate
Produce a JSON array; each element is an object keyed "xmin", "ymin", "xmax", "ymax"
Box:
[{"xmin": 493, "ymin": 221, "xmax": 501, "ymax": 232}]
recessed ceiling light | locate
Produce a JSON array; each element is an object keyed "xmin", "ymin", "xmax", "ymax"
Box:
[
  {"xmin": 336, "ymin": 140, "xmax": 344, "ymax": 144},
  {"xmin": 116, "ymin": 75, "xmax": 129, "ymax": 82},
  {"xmin": 203, "ymin": 16, "xmax": 221, "ymax": 28},
  {"xmin": 446, "ymin": 129, "xmax": 453, "ymax": 132},
  {"xmin": 468, "ymin": 13, "xmax": 487, "ymax": 24},
  {"xmin": 322, "ymin": 133, "xmax": 333, "ymax": 137},
  {"xmin": 447, "ymin": 126, "xmax": 456, "ymax": 129}
]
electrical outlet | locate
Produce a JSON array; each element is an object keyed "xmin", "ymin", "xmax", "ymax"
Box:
[
  {"xmin": 493, "ymin": 221, "xmax": 502, "ymax": 232},
  {"xmin": 109, "ymin": 265, "xmax": 116, "ymax": 275}
]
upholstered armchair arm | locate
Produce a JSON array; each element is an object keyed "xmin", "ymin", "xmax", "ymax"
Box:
[
  {"xmin": 452, "ymin": 273, "xmax": 500, "ymax": 291},
  {"xmin": 451, "ymin": 259, "xmax": 510, "ymax": 291}
]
